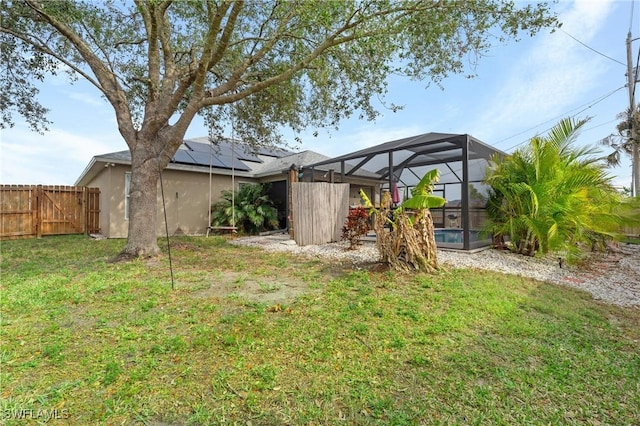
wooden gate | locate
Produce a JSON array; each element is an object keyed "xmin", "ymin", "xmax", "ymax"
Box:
[
  {"xmin": 291, "ymin": 182, "xmax": 350, "ymax": 246},
  {"xmin": 0, "ymin": 185, "xmax": 100, "ymax": 240}
]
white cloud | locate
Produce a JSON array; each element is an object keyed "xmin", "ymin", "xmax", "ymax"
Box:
[
  {"xmin": 298, "ymin": 124, "xmax": 425, "ymax": 158},
  {"xmin": 0, "ymin": 124, "xmax": 124, "ymax": 185},
  {"xmin": 66, "ymin": 91, "xmax": 106, "ymax": 108},
  {"xmin": 470, "ymin": 0, "xmax": 616, "ymax": 145}
]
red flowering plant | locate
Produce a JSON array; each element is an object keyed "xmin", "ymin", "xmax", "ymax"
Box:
[{"xmin": 341, "ymin": 206, "xmax": 370, "ymax": 250}]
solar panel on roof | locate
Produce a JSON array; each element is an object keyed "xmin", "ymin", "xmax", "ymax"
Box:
[
  {"xmin": 254, "ymin": 146, "xmax": 290, "ymax": 157},
  {"xmin": 184, "ymin": 141, "xmax": 211, "ymax": 152},
  {"xmin": 188, "ymin": 141, "xmax": 256, "ymax": 162},
  {"xmin": 172, "ymin": 150, "xmax": 197, "ymax": 164},
  {"xmin": 187, "ymin": 150, "xmax": 217, "ymax": 166},
  {"xmin": 217, "ymin": 154, "xmax": 251, "ymax": 171},
  {"xmin": 209, "ymin": 156, "xmax": 228, "ymax": 168},
  {"xmin": 234, "ymin": 149, "xmax": 262, "ymax": 163},
  {"xmin": 186, "ymin": 138, "xmax": 292, "ymax": 159}
]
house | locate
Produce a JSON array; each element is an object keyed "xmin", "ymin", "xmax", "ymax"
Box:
[
  {"xmin": 77, "ymin": 132, "xmax": 502, "ymax": 250},
  {"xmin": 75, "ymin": 137, "xmax": 383, "ymax": 238}
]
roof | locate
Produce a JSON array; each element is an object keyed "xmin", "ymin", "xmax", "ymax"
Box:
[
  {"xmin": 74, "ymin": 137, "xmax": 382, "ymax": 186},
  {"xmin": 179, "ymin": 138, "xmax": 293, "ymax": 172},
  {"xmin": 249, "ymin": 150, "xmax": 330, "ymax": 177}
]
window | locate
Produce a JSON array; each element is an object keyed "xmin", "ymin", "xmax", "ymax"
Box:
[{"xmin": 124, "ymin": 172, "xmax": 131, "ymax": 220}]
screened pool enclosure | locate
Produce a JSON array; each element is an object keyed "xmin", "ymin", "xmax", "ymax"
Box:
[{"xmin": 307, "ymin": 133, "xmax": 505, "ymax": 250}]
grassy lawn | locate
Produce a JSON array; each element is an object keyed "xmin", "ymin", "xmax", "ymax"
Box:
[
  {"xmin": 1, "ymin": 235, "xmax": 639, "ymax": 425},
  {"xmin": 623, "ymin": 236, "xmax": 640, "ymax": 245}
]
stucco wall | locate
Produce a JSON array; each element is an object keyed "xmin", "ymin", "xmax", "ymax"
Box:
[
  {"xmin": 85, "ymin": 161, "xmax": 380, "ymax": 239},
  {"xmin": 87, "ymin": 165, "xmax": 257, "ymax": 238},
  {"xmin": 85, "ymin": 164, "xmax": 124, "ymax": 238},
  {"xmin": 156, "ymin": 169, "xmax": 257, "ymax": 237}
]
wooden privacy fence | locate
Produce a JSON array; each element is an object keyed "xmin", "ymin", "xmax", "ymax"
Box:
[
  {"xmin": 621, "ymin": 224, "xmax": 640, "ymax": 237},
  {"xmin": 291, "ymin": 182, "xmax": 350, "ymax": 246},
  {"xmin": 0, "ymin": 185, "xmax": 100, "ymax": 240}
]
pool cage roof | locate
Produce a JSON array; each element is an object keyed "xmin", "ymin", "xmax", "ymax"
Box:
[{"xmin": 307, "ymin": 132, "xmax": 506, "ymax": 250}]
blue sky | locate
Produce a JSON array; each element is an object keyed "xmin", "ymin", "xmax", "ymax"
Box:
[{"xmin": 1, "ymin": 0, "xmax": 638, "ymax": 189}]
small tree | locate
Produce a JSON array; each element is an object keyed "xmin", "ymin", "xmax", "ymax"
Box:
[
  {"xmin": 485, "ymin": 118, "xmax": 640, "ymax": 259},
  {"xmin": 362, "ymin": 169, "xmax": 446, "ymax": 272},
  {"xmin": 341, "ymin": 206, "xmax": 370, "ymax": 250},
  {"xmin": 211, "ymin": 183, "xmax": 278, "ymax": 235}
]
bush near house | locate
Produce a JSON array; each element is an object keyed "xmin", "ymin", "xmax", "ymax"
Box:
[
  {"xmin": 484, "ymin": 118, "xmax": 640, "ymax": 260},
  {"xmin": 210, "ymin": 183, "xmax": 279, "ymax": 234}
]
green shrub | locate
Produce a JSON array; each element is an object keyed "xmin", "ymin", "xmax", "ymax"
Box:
[
  {"xmin": 210, "ymin": 183, "xmax": 279, "ymax": 234},
  {"xmin": 484, "ymin": 117, "xmax": 640, "ymax": 258}
]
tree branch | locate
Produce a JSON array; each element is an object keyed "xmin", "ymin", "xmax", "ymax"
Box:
[
  {"xmin": 23, "ymin": 0, "xmax": 137, "ymax": 143},
  {"xmin": 199, "ymin": 0, "xmax": 444, "ymax": 110},
  {"xmin": 207, "ymin": 4, "xmax": 298, "ymax": 99},
  {"xmin": 134, "ymin": 0, "xmax": 159, "ymax": 99},
  {"xmin": 114, "ymin": 38, "xmax": 147, "ymax": 48},
  {"xmin": 0, "ymin": 27, "xmax": 100, "ymax": 89},
  {"xmin": 168, "ymin": 1, "xmax": 241, "ymax": 140}
]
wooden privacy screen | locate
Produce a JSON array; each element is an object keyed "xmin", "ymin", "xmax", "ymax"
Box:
[
  {"xmin": 0, "ymin": 185, "xmax": 100, "ymax": 240},
  {"xmin": 291, "ymin": 182, "xmax": 350, "ymax": 246}
]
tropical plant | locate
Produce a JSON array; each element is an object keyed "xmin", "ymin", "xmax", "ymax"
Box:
[
  {"xmin": 600, "ymin": 104, "xmax": 639, "ymax": 167},
  {"xmin": 211, "ymin": 184, "xmax": 278, "ymax": 235},
  {"xmin": 341, "ymin": 206, "xmax": 370, "ymax": 250},
  {"xmin": 362, "ymin": 169, "xmax": 446, "ymax": 272},
  {"xmin": 1, "ymin": 1, "xmax": 558, "ymax": 258},
  {"xmin": 485, "ymin": 117, "xmax": 639, "ymax": 259}
]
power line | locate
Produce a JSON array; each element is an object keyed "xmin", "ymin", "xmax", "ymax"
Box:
[
  {"xmin": 493, "ymin": 86, "xmax": 625, "ymax": 149},
  {"xmin": 583, "ymin": 118, "xmax": 619, "ymax": 133},
  {"xmin": 502, "ymin": 86, "xmax": 626, "ymax": 152},
  {"xmin": 560, "ymin": 29, "xmax": 626, "ymax": 67}
]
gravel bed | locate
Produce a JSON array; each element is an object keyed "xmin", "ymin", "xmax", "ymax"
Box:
[{"xmin": 230, "ymin": 234, "xmax": 640, "ymax": 308}]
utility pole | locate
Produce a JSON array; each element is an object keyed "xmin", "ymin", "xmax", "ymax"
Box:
[{"xmin": 626, "ymin": 31, "xmax": 639, "ymax": 197}]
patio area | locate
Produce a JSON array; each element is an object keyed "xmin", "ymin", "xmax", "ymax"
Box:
[{"xmin": 307, "ymin": 132, "xmax": 505, "ymax": 250}]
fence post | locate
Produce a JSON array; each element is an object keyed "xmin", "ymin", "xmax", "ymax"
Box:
[
  {"xmin": 82, "ymin": 186, "xmax": 87, "ymax": 235},
  {"xmin": 35, "ymin": 185, "xmax": 43, "ymax": 238},
  {"xmin": 288, "ymin": 165, "xmax": 298, "ymax": 239}
]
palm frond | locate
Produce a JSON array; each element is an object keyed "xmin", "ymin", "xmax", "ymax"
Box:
[{"xmin": 484, "ymin": 117, "xmax": 633, "ymax": 257}]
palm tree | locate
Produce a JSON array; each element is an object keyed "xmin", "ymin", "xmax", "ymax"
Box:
[
  {"xmin": 485, "ymin": 118, "xmax": 634, "ymax": 259},
  {"xmin": 600, "ymin": 104, "xmax": 639, "ymax": 167}
]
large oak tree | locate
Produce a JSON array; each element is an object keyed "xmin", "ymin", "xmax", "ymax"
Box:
[{"xmin": 1, "ymin": 0, "xmax": 557, "ymax": 257}]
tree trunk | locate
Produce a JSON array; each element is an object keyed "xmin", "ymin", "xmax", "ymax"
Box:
[{"xmin": 120, "ymin": 145, "xmax": 162, "ymax": 258}]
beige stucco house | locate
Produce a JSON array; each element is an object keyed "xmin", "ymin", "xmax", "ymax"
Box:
[{"xmin": 75, "ymin": 137, "xmax": 382, "ymax": 238}]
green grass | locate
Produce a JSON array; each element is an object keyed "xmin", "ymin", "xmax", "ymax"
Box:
[
  {"xmin": 622, "ymin": 236, "xmax": 640, "ymax": 244},
  {"xmin": 1, "ymin": 235, "xmax": 639, "ymax": 425}
]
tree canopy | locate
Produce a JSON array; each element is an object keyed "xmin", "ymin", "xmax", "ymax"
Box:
[{"xmin": 1, "ymin": 0, "xmax": 559, "ymax": 256}]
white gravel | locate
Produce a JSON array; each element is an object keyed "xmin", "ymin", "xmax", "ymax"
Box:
[{"xmin": 230, "ymin": 234, "xmax": 640, "ymax": 308}]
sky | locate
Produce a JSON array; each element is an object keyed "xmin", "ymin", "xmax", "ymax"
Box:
[{"xmin": 1, "ymin": 0, "xmax": 638, "ymax": 189}]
